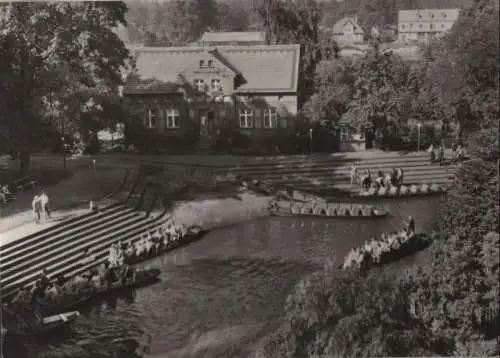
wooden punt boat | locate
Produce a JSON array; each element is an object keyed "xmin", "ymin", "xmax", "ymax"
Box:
[
  {"xmin": 352, "ymin": 183, "xmax": 446, "ymax": 199},
  {"xmin": 32, "ymin": 294, "xmax": 92, "ymax": 316},
  {"xmin": 3, "ymin": 309, "xmax": 80, "ymax": 338},
  {"xmin": 341, "ymin": 233, "xmax": 434, "ymax": 272},
  {"xmin": 10, "ymin": 268, "xmax": 161, "ymax": 316},
  {"xmin": 268, "ymin": 201, "xmax": 388, "ymax": 219},
  {"xmin": 125, "ymin": 226, "xmax": 207, "ymax": 265}
]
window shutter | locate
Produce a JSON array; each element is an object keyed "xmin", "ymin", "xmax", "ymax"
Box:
[{"xmin": 254, "ymin": 109, "xmax": 262, "ymax": 128}]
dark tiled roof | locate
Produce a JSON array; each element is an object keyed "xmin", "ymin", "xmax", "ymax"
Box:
[
  {"xmin": 198, "ymin": 31, "xmax": 265, "ymax": 44},
  {"xmin": 123, "ymin": 44, "xmax": 300, "ymax": 95}
]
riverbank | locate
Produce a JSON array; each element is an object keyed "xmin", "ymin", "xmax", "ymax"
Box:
[{"xmin": 170, "ymin": 190, "xmax": 272, "ymax": 230}]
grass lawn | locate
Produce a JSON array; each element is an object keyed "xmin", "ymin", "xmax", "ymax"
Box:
[{"xmin": 0, "ymin": 155, "xmax": 129, "ymax": 222}]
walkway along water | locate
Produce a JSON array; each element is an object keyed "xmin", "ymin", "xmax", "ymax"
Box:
[{"xmin": 3, "ymin": 196, "xmax": 440, "ymax": 358}]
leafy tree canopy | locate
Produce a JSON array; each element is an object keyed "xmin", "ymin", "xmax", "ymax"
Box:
[{"xmin": 0, "ymin": 2, "xmax": 130, "ymax": 172}]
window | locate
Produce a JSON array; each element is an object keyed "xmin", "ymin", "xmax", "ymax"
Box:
[
  {"xmin": 441, "ymin": 24, "xmax": 445, "ymax": 28},
  {"xmin": 207, "ymin": 60, "xmax": 213, "ymax": 67},
  {"xmin": 409, "ymin": 23, "xmax": 413, "ymax": 28},
  {"xmin": 442, "ymin": 13, "xmax": 447, "ymax": 18},
  {"xmin": 419, "ymin": 24, "xmax": 423, "ymax": 28},
  {"xmin": 401, "ymin": 24, "xmax": 406, "ymax": 29},
  {"xmin": 430, "ymin": 13, "xmax": 434, "ymax": 18},
  {"xmin": 263, "ymin": 109, "xmax": 278, "ymax": 128},
  {"xmin": 194, "ymin": 79, "xmax": 205, "ymax": 91},
  {"xmin": 147, "ymin": 109, "xmax": 157, "ymax": 128},
  {"xmin": 429, "ymin": 24, "xmax": 433, "ymax": 30},
  {"xmin": 340, "ymin": 127, "xmax": 348, "ymax": 142},
  {"xmin": 165, "ymin": 108, "xmax": 180, "ymax": 128},
  {"xmin": 199, "ymin": 60, "xmax": 204, "ymax": 67},
  {"xmin": 239, "ymin": 109, "xmax": 254, "ymax": 128},
  {"xmin": 211, "ymin": 79, "xmax": 222, "ymax": 91}
]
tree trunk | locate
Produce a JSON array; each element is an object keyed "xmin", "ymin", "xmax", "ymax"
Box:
[{"xmin": 19, "ymin": 151, "xmax": 31, "ymax": 178}]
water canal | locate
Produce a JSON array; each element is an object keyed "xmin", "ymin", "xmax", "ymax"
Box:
[{"xmin": 4, "ymin": 197, "xmax": 441, "ymax": 358}]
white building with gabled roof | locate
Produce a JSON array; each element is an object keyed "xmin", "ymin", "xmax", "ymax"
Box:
[{"xmin": 398, "ymin": 8, "xmax": 461, "ymax": 43}]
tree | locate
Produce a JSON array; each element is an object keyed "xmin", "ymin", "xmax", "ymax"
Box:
[
  {"xmin": 0, "ymin": 2, "xmax": 130, "ymax": 174},
  {"xmin": 302, "ymin": 57, "xmax": 356, "ymax": 124},
  {"xmin": 255, "ymin": 0, "xmax": 326, "ymax": 105}
]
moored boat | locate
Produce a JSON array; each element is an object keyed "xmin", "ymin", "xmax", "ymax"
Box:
[
  {"xmin": 340, "ymin": 232, "xmax": 434, "ymax": 272},
  {"xmin": 2, "ymin": 308, "xmax": 80, "ymax": 338},
  {"xmin": 125, "ymin": 225, "xmax": 207, "ymax": 265},
  {"xmin": 268, "ymin": 200, "xmax": 388, "ymax": 219},
  {"xmin": 353, "ymin": 183, "xmax": 446, "ymax": 199},
  {"xmin": 8, "ymin": 267, "xmax": 161, "ymax": 316}
]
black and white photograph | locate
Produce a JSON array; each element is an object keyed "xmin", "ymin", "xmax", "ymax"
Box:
[{"xmin": 0, "ymin": 0, "xmax": 498, "ymax": 357}]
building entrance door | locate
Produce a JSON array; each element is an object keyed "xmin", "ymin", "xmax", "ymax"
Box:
[{"xmin": 199, "ymin": 109, "xmax": 216, "ymax": 138}]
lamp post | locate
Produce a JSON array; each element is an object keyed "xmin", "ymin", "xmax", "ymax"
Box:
[
  {"xmin": 309, "ymin": 128, "xmax": 313, "ymax": 155},
  {"xmin": 417, "ymin": 123, "xmax": 422, "ymax": 152}
]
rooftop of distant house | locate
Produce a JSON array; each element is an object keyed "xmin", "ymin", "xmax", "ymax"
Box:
[
  {"xmin": 197, "ymin": 31, "xmax": 266, "ymax": 45},
  {"xmin": 398, "ymin": 8, "xmax": 461, "ymax": 22},
  {"xmin": 123, "ymin": 43, "xmax": 301, "ymax": 95}
]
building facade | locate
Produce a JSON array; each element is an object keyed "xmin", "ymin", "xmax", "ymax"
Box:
[
  {"xmin": 123, "ymin": 41, "xmax": 300, "ymax": 148},
  {"xmin": 332, "ymin": 17, "xmax": 365, "ymax": 44},
  {"xmin": 398, "ymin": 9, "xmax": 460, "ymax": 43}
]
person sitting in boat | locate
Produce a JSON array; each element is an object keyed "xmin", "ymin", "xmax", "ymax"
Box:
[
  {"xmin": 375, "ymin": 170, "xmax": 385, "ymax": 187},
  {"xmin": 144, "ymin": 234, "xmax": 153, "ymax": 256},
  {"xmin": 30, "ymin": 280, "xmax": 47, "ymax": 304},
  {"xmin": 64, "ymin": 273, "xmax": 90, "ymax": 294},
  {"xmin": 45, "ymin": 283, "xmax": 60, "ymax": 300},
  {"xmin": 90, "ymin": 270, "xmax": 103, "ymax": 289},
  {"xmin": 39, "ymin": 268, "xmax": 51, "ymax": 289},
  {"xmin": 135, "ymin": 238, "xmax": 146, "ymax": 258},
  {"xmin": 104, "ymin": 267, "xmax": 118, "ymax": 287},
  {"xmin": 406, "ymin": 216, "xmax": 415, "ymax": 236},
  {"xmin": 108, "ymin": 243, "xmax": 118, "ymax": 267},
  {"xmin": 361, "ymin": 170, "xmax": 372, "ymax": 189},
  {"xmin": 12, "ymin": 286, "xmax": 31, "ymax": 303},
  {"xmin": 121, "ymin": 265, "xmax": 136, "ymax": 285}
]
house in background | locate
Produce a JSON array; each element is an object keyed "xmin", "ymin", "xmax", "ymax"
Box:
[
  {"xmin": 123, "ymin": 40, "xmax": 300, "ymax": 150},
  {"xmin": 196, "ymin": 31, "xmax": 266, "ymax": 47},
  {"xmin": 398, "ymin": 9, "xmax": 460, "ymax": 43},
  {"xmin": 332, "ymin": 16, "xmax": 365, "ymax": 44}
]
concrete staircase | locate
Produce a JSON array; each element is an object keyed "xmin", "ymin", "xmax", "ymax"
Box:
[
  {"xmin": 226, "ymin": 153, "xmax": 456, "ymax": 193},
  {"xmin": 140, "ymin": 151, "xmax": 457, "ymax": 195},
  {"xmin": 0, "ymin": 169, "xmax": 172, "ymax": 299}
]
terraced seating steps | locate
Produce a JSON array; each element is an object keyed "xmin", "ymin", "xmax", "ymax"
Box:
[
  {"xmin": 1, "ymin": 178, "xmax": 167, "ymax": 298},
  {"xmin": 1, "ymin": 209, "xmax": 171, "ymax": 298},
  {"xmin": 1, "ymin": 207, "xmax": 139, "ymax": 277},
  {"xmin": 0, "ymin": 203, "xmax": 124, "ymax": 259},
  {"xmin": 1, "ymin": 206, "xmax": 168, "ymax": 296}
]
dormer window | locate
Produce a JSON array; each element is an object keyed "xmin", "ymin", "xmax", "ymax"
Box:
[
  {"xmin": 199, "ymin": 60, "xmax": 204, "ymax": 67},
  {"xmin": 194, "ymin": 79, "xmax": 205, "ymax": 91}
]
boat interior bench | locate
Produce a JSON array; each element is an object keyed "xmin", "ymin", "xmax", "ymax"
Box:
[{"xmin": 13, "ymin": 176, "xmax": 37, "ymax": 192}]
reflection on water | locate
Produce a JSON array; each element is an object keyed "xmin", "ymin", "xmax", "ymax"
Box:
[{"xmin": 4, "ymin": 197, "xmax": 441, "ymax": 358}]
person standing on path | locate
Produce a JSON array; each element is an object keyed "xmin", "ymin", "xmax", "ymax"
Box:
[
  {"xmin": 39, "ymin": 189, "xmax": 51, "ymax": 219},
  {"xmin": 32, "ymin": 195, "xmax": 41, "ymax": 223}
]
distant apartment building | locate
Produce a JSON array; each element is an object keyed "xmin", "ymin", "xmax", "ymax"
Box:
[
  {"xmin": 332, "ymin": 16, "xmax": 365, "ymax": 44},
  {"xmin": 398, "ymin": 9, "xmax": 460, "ymax": 42}
]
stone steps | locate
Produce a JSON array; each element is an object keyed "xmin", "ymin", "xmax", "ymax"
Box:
[{"xmin": 0, "ymin": 173, "xmax": 171, "ymax": 299}]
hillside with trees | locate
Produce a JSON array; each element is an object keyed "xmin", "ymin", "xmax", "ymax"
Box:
[{"xmin": 252, "ymin": 0, "xmax": 499, "ymax": 355}]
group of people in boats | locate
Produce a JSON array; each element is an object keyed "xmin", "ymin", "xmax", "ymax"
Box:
[
  {"xmin": 350, "ymin": 166, "xmax": 404, "ymax": 190},
  {"xmin": 342, "ymin": 216, "xmax": 416, "ymax": 269},
  {"xmin": 108, "ymin": 218, "xmax": 187, "ymax": 267},
  {"xmin": 269, "ymin": 199, "xmax": 380, "ymax": 217},
  {"xmin": 9, "ymin": 219, "xmax": 188, "ymax": 307}
]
